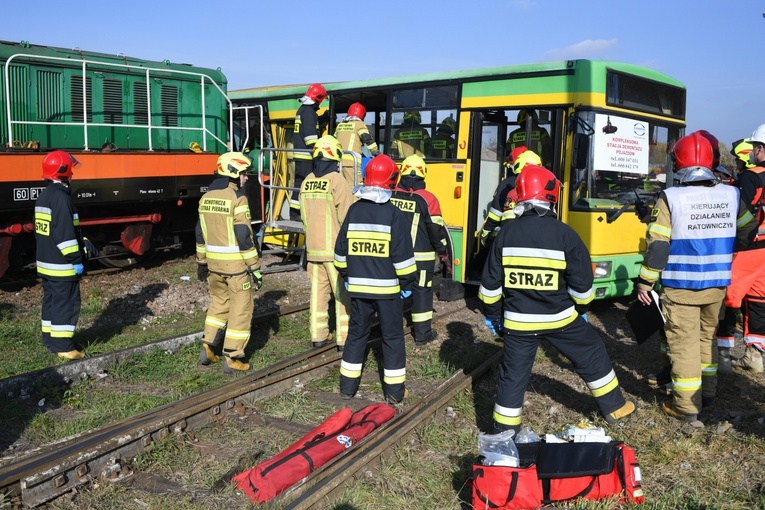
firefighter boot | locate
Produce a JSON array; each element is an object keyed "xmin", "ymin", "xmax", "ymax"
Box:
[
  {"xmin": 661, "ymin": 400, "xmax": 697, "ymax": 423},
  {"xmin": 57, "ymin": 349, "xmax": 85, "ymax": 361},
  {"xmin": 198, "ymin": 344, "xmax": 220, "ymax": 366},
  {"xmin": 223, "ymin": 357, "xmax": 251, "ymax": 374},
  {"xmin": 718, "ymin": 348, "xmax": 732, "ymax": 374},
  {"xmin": 732, "ymin": 345, "xmax": 764, "ymax": 373},
  {"xmin": 604, "ymin": 399, "xmax": 637, "ymax": 425},
  {"xmin": 313, "ymin": 333, "xmax": 333, "ymax": 349},
  {"xmin": 646, "ymin": 367, "xmax": 671, "ymax": 386}
]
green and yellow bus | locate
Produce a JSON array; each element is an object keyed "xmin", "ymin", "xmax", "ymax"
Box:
[{"xmin": 230, "ymin": 59, "xmax": 685, "ymax": 299}]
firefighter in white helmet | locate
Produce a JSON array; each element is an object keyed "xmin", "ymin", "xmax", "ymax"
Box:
[
  {"xmin": 299, "ymin": 135, "xmax": 355, "ymax": 350},
  {"xmin": 480, "ymin": 164, "xmax": 636, "ymax": 433},
  {"xmin": 196, "ymin": 152, "xmax": 262, "ymax": 373}
]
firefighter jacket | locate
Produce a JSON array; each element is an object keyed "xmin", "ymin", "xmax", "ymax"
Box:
[
  {"xmin": 391, "ymin": 187, "xmax": 447, "ymax": 263},
  {"xmin": 638, "ymin": 184, "xmax": 754, "ymax": 292},
  {"xmin": 507, "ymin": 126, "xmax": 552, "ymax": 167},
  {"xmin": 334, "ymin": 193, "xmax": 417, "ymax": 299},
  {"xmin": 293, "ymin": 103, "xmax": 323, "ymax": 164},
  {"xmin": 299, "ymin": 160, "xmax": 355, "ymax": 262},
  {"xmin": 430, "ymin": 131, "xmax": 455, "ymax": 159},
  {"xmin": 397, "ymin": 176, "xmax": 446, "ymax": 227},
  {"xmin": 334, "ymin": 117, "xmax": 380, "ymax": 158},
  {"xmin": 736, "ymin": 162, "xmax": 765, "ymax": 247},
  {"xmin": 391, "ymin": 122, "xmax": 430, "ymax": 159},
  {"xmin": 34, "ymin": 181, "xmax": 84, "ymax": 280},
  {"xmin": 478, "ymin": 212, "xmax": 593, "ymax": 333},
  {"xmin": 196, "ymin": 180, "xmax": 260, "ymax": 275},
  {"xmin": 482, "ymin": 174, "xmax": 519, "ymax": 236}
]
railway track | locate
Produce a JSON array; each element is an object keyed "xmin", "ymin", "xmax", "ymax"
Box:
[{"xmin": 0, "ymin": 300, "xmax": 485, "ymax": 507}]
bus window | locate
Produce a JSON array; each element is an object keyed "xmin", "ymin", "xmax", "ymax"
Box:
[
  {"xmin": 570, "ymin": 110, "xmax": 680, "ymax": 214},
  {"xmin": 389, "ymin": 85, "xmax": 458, "ymax": 160},
  {"xmin": 504, "ymin": 109, "xmax": 554, "ymax": 168}
]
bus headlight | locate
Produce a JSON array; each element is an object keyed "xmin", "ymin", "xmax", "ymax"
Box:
[{"xmin": 592, "ymin": 261, "xmax": 612, "ymax": 279}]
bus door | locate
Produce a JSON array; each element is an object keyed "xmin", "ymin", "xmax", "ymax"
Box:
[{"xmin": 465, "ymin": 110, "xmax": 507, "ymax": 282}]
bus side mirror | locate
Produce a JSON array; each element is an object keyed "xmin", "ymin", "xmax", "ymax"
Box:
[{"xmin": 574, "ymin": 133, "xmax": 589, "ymax": 170}]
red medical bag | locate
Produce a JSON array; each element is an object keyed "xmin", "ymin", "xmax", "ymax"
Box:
[{"xmin": 472, "ymin": 441, "xmax": 644, "ymax": 509}]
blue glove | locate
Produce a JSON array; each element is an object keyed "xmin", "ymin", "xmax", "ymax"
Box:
[
  {"xmin": 484, "ymin": 318, "xmax": 502, "ymax": 336},
  {"xmin": 73, "ymin": 263, "xmax": 84, "ymax": 275},
  {"xmin": 581, "ymin": 313, "xmax": 588, "ymax": 323},
  {"xmin": 400, "ymin": 289, "xmax": 412, "ymax": 299},
  {"xmin": 344, "ymin": 282, "xmax": 349, "ymax": 290}
]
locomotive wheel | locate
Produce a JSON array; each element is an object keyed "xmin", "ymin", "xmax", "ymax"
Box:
[{"xmin": 98, "ymin": 244, "xmax": 142, "ymax": 269}]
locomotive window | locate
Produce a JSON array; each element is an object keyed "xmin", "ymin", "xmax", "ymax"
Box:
[
  {"xmin": 36, "ymin": 70, "xmax": 63, "ymax": 122},
  {"xmin": 134, "ymin": 83, "xmax": 148, "ymax": 125},
  {"xmin": 70, "ymin": 76, "xmax": 93, "ymax": 123},
  {"xmin": 160, "ymin": 85, "xmax": 178, "ymax": 127},
  {"xmin": 103, "ymin": 79, "xmax": 123, "ymax": 125}
]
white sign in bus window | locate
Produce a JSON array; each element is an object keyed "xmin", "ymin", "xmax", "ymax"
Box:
[{"xmin": 592, "ymin": 114, "xmax": 649, "ymax": 175}]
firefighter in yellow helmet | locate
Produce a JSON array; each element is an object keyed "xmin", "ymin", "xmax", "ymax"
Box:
[
  {"xmin": 731, "ymin": 138, "xmax": 755, "ymax": 181},
  {"xmin": 392, "ymin": 155, "xmax": 449, "ymax": 345},
  {"xmin": 196, "ymin": 152, "xmax": 262, "ymax": 373},
  {"xmin": 299, "ymin": 135, "xmax": 355, "ymax": 349},
  {"xmin": 479, "ymin": 147, "xmax": 542, "ymax": 246},
  {"xmin": 334, "ymin": 102, "xmax": 380, "ymax": 187},
  {"xmin": 391, "ymin": 111, "xmax": 430, "ymax": 159}
]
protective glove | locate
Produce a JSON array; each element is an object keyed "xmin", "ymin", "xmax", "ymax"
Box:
[
  {"xmin": 197, "ymin": 263, "xmax": 209, "ymax": 282},
  {"xmin": 438, "ymin": 254, "xmax": 452, "ymax": 276},
  {"xmin": 484, "ymin": 317, "xmax": 502, "ymax": 336},
  {"xmin": 248, "ymin": 267, "xmax": 263, "ymax": 291},
  {"xmin": 400, "ymin": 289, "xmax": 412, "ymax": 299},
  {"xmin": 82, "ymin": 238, "xmax": 99, "ymax": 259},
  {"xmin": 581, "ymin": 313, "xmax": 588, "ymax": 323},
  {"xmin": 344, "ymin": 281, "xmax": 349, "ymax": 291},
  {"xmin": 479, "ymin": 229, "xmax": 490, "ymax": 247},
  {"xmin": 73, "ymin": 263, "xmax": 84, "ymax": 276}
]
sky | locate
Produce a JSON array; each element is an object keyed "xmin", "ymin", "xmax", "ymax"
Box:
[{"xmin": 2, "ymin": 0, "xmax": 764, "ymax": 149}]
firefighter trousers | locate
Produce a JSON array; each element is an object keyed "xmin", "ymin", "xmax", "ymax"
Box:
[
  {"xmin": 41, "ymin": 278, "xmax": 81, "ymax": 353},
  {"xmin": 339, "ymin": 297, "xmax": 406, "ymax": 402},
  {"xmin": 722, "ymin": 249, "xmax": 765, "ymax": 352},
  {"xmin": 411, "ymin": 260, "xmax": 435, "ymax": 342},
  {"xmin": 493, "ymin": 317, "xmax": 626, "ymax": 430},
  {"xmin": 661, "ymin": 287, "xmax": 723, "ymax": 415},
  {"xmin": 307, "ymin": 261, "xmax": 349, "ymax": 346},
  {"xmin": 202, "ymin": 271, "xmax": 254, "ymax": 359}
]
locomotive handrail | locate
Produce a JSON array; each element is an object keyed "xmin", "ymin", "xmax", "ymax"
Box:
[{"xmin": 3, "ymin": 53, "xmax": 232, "ymax": 152}]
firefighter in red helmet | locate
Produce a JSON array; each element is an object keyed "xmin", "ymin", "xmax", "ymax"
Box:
[
  {"xmin": 636, "ymin": 132, "xmax": 754, "ymax": 421},
  {"xmin": 479, "ymin": 164, "xmax": 636, "ymax": 433},
  {"xmin": 334, "ymin": 154, "xmax": 416, "ymax": 403},
  {"xmin": 290, "ymin": 83, "xmax": 328, "ymax": 220},
  {"xmin": 334, "ymin": 102, "xmax": 380, "ymax": 187},
  {"xmin": 35, "ymin": 150, "xmax": 88, "ymax": 360},
  {"xmin": 196, "ymin": 152, "xmax": 262, "ymax": 373}
]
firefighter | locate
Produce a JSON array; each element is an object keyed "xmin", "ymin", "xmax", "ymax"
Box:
[
  {"xmin": 35, "ymin": 150, "xmax": 88, "ymax": 360},
  {"xmin": 392, "ymin": 155, "xmax": 449, "ymax": 345},
  {"xmin": 299, "ymin": 135, "xmax": 355, "ymax": 350},
  {"xmin": 391, "ymin": 111, "xmax": 430, "ymax": 159},
  {"xmin": 730, "ymin": 138, "xmax": 755, "ymax": 182},
  {"xmin": 334, "ymin": 154, "xmax": 417, "ymax": 403},
  {"xmin": 429, "ymin": 117, "xmax": 456, "ymax": 159},
  {"xmin": 196, "ymin": 152, "xmax": 262, "ymax": 373},
  {"xmin": 636, "ymin": 132, "xmax": 754, "ymax": 421},
  {"xmin": 506, "ymin": 109, "xmax": 552, "ymax": 167},
  {"xmin": 334, "ymin": 102, "xmax": 380, "ymax": 187},
  {"xmin": 717, "ymin": 125, "xmax": 765, "ymax": 373},
  {"xmin": 479, "ymin": 146, "xmax": 542, "ymax": 246},
  {"xmin": 290, "ymin": 83, "xmax": 328, "ymax": 220},
  {"xmin": 479, "ymin": 164, "xmax": 636, "ymax": 433}
]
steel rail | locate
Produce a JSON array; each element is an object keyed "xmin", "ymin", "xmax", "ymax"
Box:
[{"xmin": 276, "ymin": 348, "xmax": 504, "ymax": 509}]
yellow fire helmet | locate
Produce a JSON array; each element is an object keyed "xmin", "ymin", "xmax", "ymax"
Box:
[
  {"xmin": 731, "ymin": 138, "xmax": 755, "ymax": 169},
  {"xmin": 312, "ymin": 135, "xmax": 343, "ymax": 162},
  {"xmin": 216, "ymin": 151, "xmax": 252, "ymax": 178},
  {"xmin": 512, "ymin": 148, "xmax": 542, "ymax": 174},
  {"xmin": 400, "ymin": 154, "xmax": 427, "ymax": 179}
]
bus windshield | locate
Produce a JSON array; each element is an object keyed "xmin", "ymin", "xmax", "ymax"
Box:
[{"xmin": 570, "ymin": 111, "xmax": 682, "ymax": 217}]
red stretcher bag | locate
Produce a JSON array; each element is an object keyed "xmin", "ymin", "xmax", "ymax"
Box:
[
  {"xmin": 472, "ymin": 441, "xmax": 644, "ymax": 510},
  {"xmin": 233, "ymin": 403, "xmax": 395, "ymax": 504}
]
